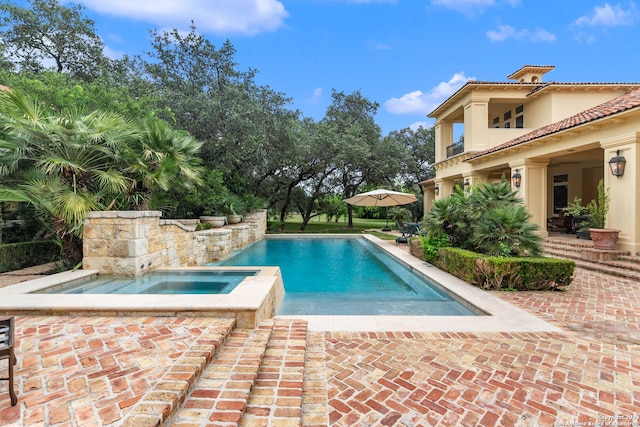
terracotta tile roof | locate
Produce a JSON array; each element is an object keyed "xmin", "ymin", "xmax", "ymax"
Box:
[
  {"xmin": 467, "ymin": 89, "xmax": 640, "ymax": 161},
  {"xmin": 428, "ymin": 81, "xmax": 640, "ymax": 117},
  {"xmin": 507, "ymin": 65, "xmax": 555, "ymax": 80}
]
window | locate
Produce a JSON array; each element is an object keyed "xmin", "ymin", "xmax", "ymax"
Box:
[
  {"xmin": 503, "ymin": 110, "xmax": 512, "ymax": 128},
  {"xmin": 515, "ymin": 115, "xmax": 524, "ymax": 128},
  {"xmin": 515, "ymin": 104, "xmax": 524, "ymax": 128},
  {"xmin": 492, "ymin": 117, "xmax": 499, "ymax": 128},
  {"xmin": 553, "ymin": 174, "xmax": 568, "ymax": 213},
  {"xmin": 553, "ymin": 174, "xmax": 568, "ymax": 183}
]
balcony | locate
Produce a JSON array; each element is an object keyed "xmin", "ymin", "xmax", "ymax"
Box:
[{"xmin": 446, "ymin": 143, "xmax": 464, "ymax": 158}]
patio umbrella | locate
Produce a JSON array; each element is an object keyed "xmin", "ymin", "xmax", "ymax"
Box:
[
  {"xmin": 344, "ymin": 188, "xmax": 418, "ymax": 207},
  {"xmin": 344, "ymin": 189, "xmax": 418, "ymax": 230}
]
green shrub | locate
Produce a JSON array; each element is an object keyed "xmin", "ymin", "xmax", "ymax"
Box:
[
  {"xmin": 419, "ymin": 235, "xmax": 451, "ymax": 264},
  {"xmin": 195, "ymin": 223, "xmax": 213, "ymax": 231},
  {"xmin": 433, "ymin": 247, "xmax": 574, "ymax": 291},
  {"xmin": 0, "ymin": 240, "xmax": 61, "ymax": 273},
  {"xmin": 438, "ymin": 247, "xmax": 483, "ymax": 285}
]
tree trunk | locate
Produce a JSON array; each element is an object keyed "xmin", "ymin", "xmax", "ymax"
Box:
[
  {"xmin": 54, "ymin": 217, "xmax": 83, "ymax": 267},
  {"xmin": 347, "ymin": 204, "xmax": 354, "ymax": 228}
]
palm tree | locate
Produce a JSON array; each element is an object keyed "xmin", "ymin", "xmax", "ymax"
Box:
[
  {"xmin": 470, "ymin": 204, "xmax": 541, "ymax": 257},
  {"xmin": 422, "ymin": 180, "xmax": 541, "ymax": 256},
  {"xmin": 422, "ymin": 186, "xmax": 474, "ymax": 249},
  {"xmin": 0, "ymin": 90, "xmax": 202, "ymax": 264},
  {"xmin": 121, "ymin": 116, "xmax": 202, "ymax": 210}
]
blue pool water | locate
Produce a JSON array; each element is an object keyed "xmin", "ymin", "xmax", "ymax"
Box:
[
  {"xmin": 42, "ymin": 270, "xmax": 257, "ymax": 294},
  {"xmin": 215, "ymin": 237, "xmax": 478, "ymax": 316}
]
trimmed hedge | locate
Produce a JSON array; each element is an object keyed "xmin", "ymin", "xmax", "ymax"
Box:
[
  {"xmin": 430, "ymin": 247, "xmax": 574, "ymax": 291},
  {"xmin": 0, "ymin": 240, "xmax": 61, "ymax": 273}
]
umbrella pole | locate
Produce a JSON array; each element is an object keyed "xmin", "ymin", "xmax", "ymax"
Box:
[{"xmin": 382, "ymin": 206, "xmax": 391, "ymax": 231}]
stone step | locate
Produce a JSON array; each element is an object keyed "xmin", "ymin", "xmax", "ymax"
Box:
[
  {"xmin": 543, "ymin": 246, "xmax": 640, "ymax": 281},
  {"xmin": 120, "ymin": 318, "xmax": 237, "ymax": 427},
  {"xmin": 167, "ymin": 319, "xmax": 275, "ymax": 427},
  {"xmin": 617, "ymin": 254, "xmax": 640, "ymax": 264},
  {"xmin": 543, "ymin": 244, "xmax": 629, "ymax": 263},
  {"xmin": 241, "ymin": 319, "xmax": 309, "ymax": 426},
  {"xmin": 544, "ymin": 236, "xmax": 595, "ymax": 249}
]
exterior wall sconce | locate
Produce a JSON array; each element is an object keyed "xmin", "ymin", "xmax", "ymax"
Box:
[
  {"xmin": 463, "ymin": 179, "xmax": 470, "ymax": 188},
  {"xmin": 609, "ymin": 150, "xmax": 626, "ymax": 177},
  {"xmin": 512, "ymin": 169, "xmax": 522, "ymax": 188},
  {"xmin": 434, "ymin": 185, "xmax": 439, "ymax": 196}
]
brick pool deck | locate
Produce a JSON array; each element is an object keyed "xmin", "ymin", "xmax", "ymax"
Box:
[{"xmin": 1, "ymin": 266, "xmax": 639, "ymax": 425}]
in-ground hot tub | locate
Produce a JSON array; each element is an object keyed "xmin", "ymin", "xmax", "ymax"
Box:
[{"xmin": 0, "ymin": 267, "xmax": 284, "ymax": 328}]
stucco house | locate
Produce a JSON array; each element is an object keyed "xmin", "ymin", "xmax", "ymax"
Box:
[{"xmin": 420, "ymin": 65, "xmax": 640, "ymax": 253}]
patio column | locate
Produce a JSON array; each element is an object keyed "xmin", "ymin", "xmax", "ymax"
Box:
[
  {"xmin": 434, "ymin": 121, "xmax": 453, "ymax": 162},
  {"xmin": 464, "ymin": 98, "xmax": 489, "ymax": 151},
  {"xmin": 424, "ymin": 187, "xmax": 436, "ymax": 213},
  {"xmin": 601, "ymin": 134, "xmax": 640, "ymax": 253},
  {"xmin": 510, "ymin": 160, "xmax": 549, "ymax": 237},
  {"xmin": 437, "ymin": 179, "xmax": 456, "ymax": 198}
]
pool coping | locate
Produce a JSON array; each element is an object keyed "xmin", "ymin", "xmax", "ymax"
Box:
[
  {"xmin": 0, "ymin": 266, "xmax": 285, "ymax": 329},
  {"xmin": 0, "ymin": 234, "xmax": 561, "ymax": 333},
  {"xmin": 274, "ymin": 234, "xmax": 562, "ymax": 333}
]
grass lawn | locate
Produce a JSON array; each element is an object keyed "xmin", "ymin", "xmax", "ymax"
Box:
[{"xmin": 267, "ymin": 214, "xmax": 398, "ymax": 240}]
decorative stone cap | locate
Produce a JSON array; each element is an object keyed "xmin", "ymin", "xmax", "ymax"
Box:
[{"xmin": 86, "ymin": 211, "xmax": 163, "ymax": 219}]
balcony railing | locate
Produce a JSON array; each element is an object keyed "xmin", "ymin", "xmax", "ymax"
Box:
[{"xmin": 446, "ymin": 143, "xmax": 464, "ymax": 158}]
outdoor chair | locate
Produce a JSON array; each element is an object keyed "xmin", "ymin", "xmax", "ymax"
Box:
[
  {"xmin": 395, "ymin": 219, "xmax": 420, "ymax": 244},
  {"xmin": 0, "ymin": 316, "xmax": 17, "ymax": 406}
]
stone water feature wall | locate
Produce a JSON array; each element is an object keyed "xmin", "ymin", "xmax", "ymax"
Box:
[{"xmin": 82, "ymin": 210, "xmax": 267, "ymax": 276}]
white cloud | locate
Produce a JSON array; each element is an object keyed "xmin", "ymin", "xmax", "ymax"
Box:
[
  {"xmin": 368, "ymin": 40, "xmax": 391, "ymax": 50},
  {"xmin": 75, "ymin": 0, "xmax": 288, "ymax": 36},
  {"xmin": 344, "ymin": 0, "xmax": 397, "ymax": 3},
  {"xmin": 384, "ymin": 72, "xmax": 471, "ymax": 115},
  {"xmin": 486, "ymin": 25, "xmax": 556, "ymax": 42},
  {"xmin": 305, "ymin": 87, "xmax": 323, "ymax": 104},
  {"xmin": 431, "ymin": 0, "xmax": 520, "ymax": 15},
  {"xmin": 103, "ymin": 44, "xmax": 126, "ymax": 60},
  {"xmin": 106, "ymin": 33, "xmax": 124, "ymax": 44},
  {"xmin": 432, "ymin": 0, "xmax": 495, "ymax": 12},
  {"xmin": 409, "ymin": 121, "xmax": 432, "ymax": 131},
  {"xmin": 573, "ymin": 2, "xmax": 637, "ymax": 27}
]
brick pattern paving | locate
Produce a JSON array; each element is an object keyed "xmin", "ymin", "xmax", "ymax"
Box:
[
  {"xmin": 122, "ymin": 319, "xmax": 234, "ymax": 426},
  {"xmin": 301, "ymin": 330, "xmax": 330, "ymax": 427},
  {"xmin": 241, "ymin": 319, "xmax": 307, "ymax": 426},
  {"xmin": 499, "ymin": 268, "xmax": 640, "ymax": 340},
  {"xmin": 169, "ymin": 320, "xmax": 274, "ymax": 426},
  {"xmin": 2, "ymin": 266, "xmax": 640, "ymax": 426},
  {"xmin": 0, "ymin": 316, "xmax": 235, "ymax": 426},
  {"xmin": 318, "ymin": 268, "xmax": 640, "ymax": 426}
]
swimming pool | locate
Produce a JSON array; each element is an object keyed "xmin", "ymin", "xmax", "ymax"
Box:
[
  {"xmin": 40, "ymin": 270, "xmax": 258, "ymax": 294},
  {"xmin": 214, "ymin": 236, "xmax": 479, "ymax": 316}
]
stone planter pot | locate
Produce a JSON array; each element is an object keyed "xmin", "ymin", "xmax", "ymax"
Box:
[
  {"xmin": 227, "ymin": 215, "xmax": 243, "ymax": 224},
  {"xmin": 589, "ymin": 228, "xmax": 620, "ymax": 250},
  {"xmin": 199, "ymin": 216, "xmax": 227, "ymax": 228},
  {"xmin": 176, "ymin": 219, "xmax": 199, "ymax": 226}
]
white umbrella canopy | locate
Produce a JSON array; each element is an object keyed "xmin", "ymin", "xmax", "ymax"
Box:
[{"xmin": 344, "ymin": 189, "xmax": 418, "ymax": 207}]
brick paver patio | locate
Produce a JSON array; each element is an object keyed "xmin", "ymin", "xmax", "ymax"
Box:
[{"xmin": 1, "ymin": 266, "xmax": 639, "ymax": 426}]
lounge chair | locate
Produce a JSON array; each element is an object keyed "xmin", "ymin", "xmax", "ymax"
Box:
[{"xmin": 0, "ymin": 316, "xmax": 17, "ymax": 406}]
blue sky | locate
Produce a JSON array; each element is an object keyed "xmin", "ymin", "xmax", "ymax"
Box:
[{"xmin": 59, "ymin": 0, "xmax": 640, "ymax": 135}]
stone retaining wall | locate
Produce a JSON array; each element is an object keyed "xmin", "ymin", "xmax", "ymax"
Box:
[{"xmin": 83, "ymin": 210, "xmax": 267, "ymax": 276}]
